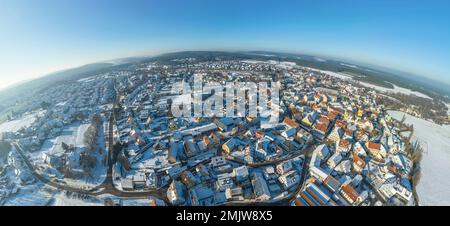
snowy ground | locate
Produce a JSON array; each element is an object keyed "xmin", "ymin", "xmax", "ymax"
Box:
[
  {"xmin": 388, "ymin": 110, "xmax": 450, "ymax": 206},
  {"xmin": 50, "ymin": 192, "xmax": 103, "ymax": 206},
  {"xmin": 0, "ymin": 110, "xmax": 46, "ymax": 133},
  {"xmin": 303, "ymin": 67, "xmax": 353, "ymax": 80},
  {"xmin": 340, "ymin": 63, "xmax": 358, "ymax": 68},
  {"xmin": 30, "ymin": 121, "xmax": 108, "ymax": 189},
  {"xmin": 302, "ymin": 67, "xmax": 432, "ymax": 100},
  {"xmin": 359, "ymin": 82, "xmax": 432, "ymax": 99}
]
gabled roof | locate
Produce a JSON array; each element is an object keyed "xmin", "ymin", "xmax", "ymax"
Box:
[
  {"xmin": 341, "ymin": 184, "xmax": 359, "ymax": 202},
  {"xmin": 367, "ymin": 142, "xmax": 381, "ymax": 150},
  {"xmin": 314, "ymin": 122, "xmax": 328, "ymax": 133},
  {"xmin": 339, "ymin": 139, "xmax": 351, "ymax": 148},
  {"xmin": 353, "ymin": 155, "xmax": 366, "ymax": 168},
  {"xmin": 283, "ymin": 117, "xmax": 299, "ymax": 128}
]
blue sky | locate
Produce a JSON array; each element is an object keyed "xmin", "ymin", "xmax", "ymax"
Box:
[{"xmin": 1, "ymin": 0, "xmax": 450, "ymax": 89}]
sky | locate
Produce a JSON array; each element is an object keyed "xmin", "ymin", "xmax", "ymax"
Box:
[{"xmin": 1, "ymin": 0, "xmax": 450, "ymax": 90}]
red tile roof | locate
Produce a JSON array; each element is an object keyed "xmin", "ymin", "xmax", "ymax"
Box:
[
  {"xmin": 341, "ymin": 184, "xmax": 359, "ymax": 202},
  {"xmin": 353, "ymin": 155, "xmax": 366, "ymax": 168},
  {"xmin": 367, "ymin": 142, "xmax": 381, "ymax": 150},
  {"xmin": 314, "ymin": 123, "xmax": 328, "ymax": 133},
  {"xmin": 283, "ymin": 117, "xmax": 299, "ymax": 128},
  {"xmin": 339, "ymin": 139, "xmax": 350, "ymax": 148}
]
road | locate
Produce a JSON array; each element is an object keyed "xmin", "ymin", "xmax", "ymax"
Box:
[
  {"xmin": 221, "ymin": 144, "xmax": 315, "ymax": 206},
  {"xmin": 11, "ymin": 95, "xmax": 171, "ymax": 204}
]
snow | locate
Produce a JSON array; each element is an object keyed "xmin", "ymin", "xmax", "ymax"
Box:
[
  {"xmin": 241, "ymin": 60, "xmax": 297, "ymax": 69},
  {"xmin": 303, "ymin": 67, "xmax": 353, "ymax": 80},
  {"xmin": 30, "ymin": 121, "xmax": 108, "ymax": 189},
  {"xmin": 445, "ymin": 103, "xmax": 450, "ymax": 115},
  {"xmin": 77, "ymin": 76, "xmax": 97, "ymax": 83},
  {"xmin": 388, "ymin": 110, "xmax": 450, "ymax": 206},
  {"xmin": 241, "ymin": 60, "xmax": 266, "ymax": 64},
  {"xmin": 359, "ymin": 82, "xmax": 432, "ymax": 99},
  {"xmin": 51, "ymin": 192, "xmax": 103, "ymax": 206},
  {"xmin": 340, "ymin": 63, "xmax": 358, "ymax": 68},
  {"xmin": 3, "ymin": 184, "xmax": 54, "ymax": 206},
  {"xmin": 314, "ymin": 57, "xmax": 327, "ymax": 62},
  {"xmin": 0, "ymin": 110, "xmax": 45, "ymax": 133},
  {"xmin": 33, "ymin": 122, "xmax": 90, "ymax": 155}
]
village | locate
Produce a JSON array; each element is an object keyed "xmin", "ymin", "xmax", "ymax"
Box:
[{"xmin": 0, "ymin": 58, "xmax": 419, "ymax": 206}]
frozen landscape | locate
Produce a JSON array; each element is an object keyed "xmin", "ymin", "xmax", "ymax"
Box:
[
  {"xmin": 388, "ymin": 110, "xmax": 450, "ymax": 206},
  {"xmin": 0, "ymin": 51, "xmax": 448, "ymax": 206},
  {"xmin": 0, "ymin": 110, "xmax": 46, "ymax": 133},
  {"xmin": 359, "ymin": 82, "xmax": 432, "ymax": 99}
]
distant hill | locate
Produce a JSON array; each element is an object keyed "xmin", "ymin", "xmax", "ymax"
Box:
[
  {"xmin": 0, "ymin": 63, "xmax": 115, "ymax": 104},
  {"xmin": 139, "ymin": 50, "xmax": 450, "ymax": 100},
  {"xmin": 1, "ymin": 50, "xmax": 448, "ymax": 105},
  {"xmin": 238, "ymin": 51, "xmax": 450, "ymax": 100}
]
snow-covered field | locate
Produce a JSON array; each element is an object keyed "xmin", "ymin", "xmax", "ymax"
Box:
[
  {"xmin": 303, "ymin": 67, "xmax": 353, "ymax": 80},
  {"xmin": 359, "ymin": 82, "xmax": 432, "ymax": 99},
  {"xmin": 340, "ymin": 63, "xmax": 358, "ymax": 68},
  {"xmin": 35, "ymin": 122, "xmax": 90, "ymax": 155},
  {"xmin": 30, "ymin": 121, "xmax": 108, "ymax": 189},
  {"xmin": 0, "ymin": 110, "xmax": 45, "ymax": 133},
  {"xmin": 388, "ymin": 110, "xmax": 450, "ymax": 206},
  {"xmin": 50, "ymin": 192, "xmax": 103, "ymax": 206}
]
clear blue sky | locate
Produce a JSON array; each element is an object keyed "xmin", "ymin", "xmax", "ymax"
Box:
[{"xmin": 1, "ymin": 0, "xmax": 450, "ymax": 89}]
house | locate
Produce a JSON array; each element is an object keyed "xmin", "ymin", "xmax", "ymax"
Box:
[
  {"xmin": 328, "ymin": 126, "xmax": 342, "ymax": 142},
  {"xmin": 327, "ymin": 152, "xmax": 342, "ymax": 168},
  {"xmin": 180, "ymin": 171, "xmax": 199, "ymax": 188},
  {"xmin": 233, "ymin": 166, "xmax": 249, "ymax": 183},
  {"xmin": 340, "ymin": 184, "xmax": 359, "ymax": 205},
  {"xmin": 222, "ymin": 138, "xmax": 239, "ymax": 154},
  {"xmin": 366, "ymin": 142, "xmax": 387, "ymax": 160},
  {"xmin": 294, "ymin": 181, "xmax": 337, "ymax": 206},
  {"xmin": 189, "ymin": 185, "xmax": 215, "ymax": 206},
  {"xmin": 352, "ymin": 155, "xmax": 366, "ymax": 173},
  {"xmin": 336, "ymin": 139, "xmax": 351, "ymax": 153},
  {"xmin": 395, "ymin": 181, "xmax": 413, "ymax": 203},
  {"xmin": 203, "ymin": 132, "xmax": 220, "ymax": 148},
  {"xmin": 309, "ymin": 145, "xmax": 331, "ymax": 182},
  {"xmin": 355, "ymin": 129, "xmax": 369, "ymax": 142},
  {"xmin": 132, "ymin": 172, "xmax": 147, "ymax": 189},
  {"xmin": 251, "ymin": 172, "xmax": 271, "ymax": 201},
  {"xmin": 281, "ymin": 127, "xmax": 297, "ymax": 139},
  {"xmin": 353, "ymin": 141, "xmax": 367, "ymax": 156},
  {"xmin": 196, "ymin": 164, "xmax": 211, "ymax": 181},
  {"xmin": 278, "ymin": 171, "xmax": 300, "ymax": 190},
  {"xmin": 378, "ymin": 183, "xmax": 396, "ymax": 201},
  {"xmin": 167, "ymin": 165, "xmax": 186, "ymax": 179},
  {"xmin": 214, "ymin": 117, "xmax": 236, "ymax": 132},
  {"xmin": 121, "ymin": 178, "xmax": 134, "ymax": 191},
  {"xmin": 312, "ymin": 117, "xmax": 329, "ymax": 140},
  {"xmin": 356, "ymin": 118, "xmax": 373, "ymax": 131},
  {"xmin": 216, "ymin": 173, "xmax": 235, "ymax": 191},
  {"xmin": 225, "ymin": 187, "xmax": 244, "ymax": 201},
  {"xmin": 276, "ymin": 160, "xmax": 293, "ymax": 175},
  {"xmin": 167, "ymin": 180, "xmax": 186, "ymax": 205},
  {"xmin": 335, "ymin": 160, "xmax": 352, "ymax": 174},
  {"xmin": 210, "ymin": 156, "xmax": 233, "ymax": 173},
  {"xmin": 283, "ymin": 117, "xmax": 299, "ymax": 129},
  {"xmin": 168, "ymin": 141, "xmax": 183, "ymax": 163},
  {"xmin": 323, "ymin": 175, "xmax": 341, "ymax": 193},
  {"xmin": 295, "ymin": 128, "xmax": 313, "ymax": 144},
  {"xmin": 301, "ymin": 111, "xmax": 319, "ymax": 127}
]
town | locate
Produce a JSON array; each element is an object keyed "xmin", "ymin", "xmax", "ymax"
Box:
[{"xmin": 0, "ymin": 57, "xmax": 420, "ymax": 206}]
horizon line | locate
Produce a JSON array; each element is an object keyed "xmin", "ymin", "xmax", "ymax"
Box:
[{"xmin": 1, "ymin": 49, "xmax": 449, "ymax": 92}]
